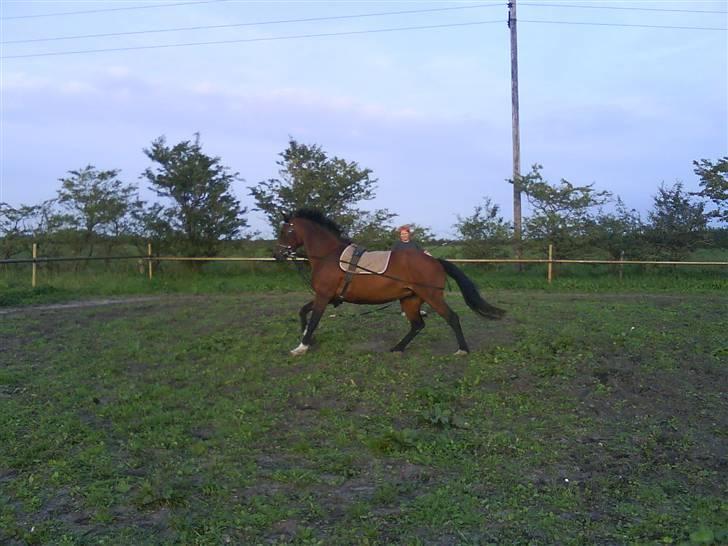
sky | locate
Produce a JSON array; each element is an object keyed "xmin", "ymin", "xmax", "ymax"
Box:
[{"xmin": 1, "ymin": 0, "xmax": 726, "ymax": 238}]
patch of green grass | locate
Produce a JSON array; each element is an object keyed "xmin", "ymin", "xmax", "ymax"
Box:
[
  {"xmin": 1, "ymin": 291, "xmax": 726, "ymax": 544},
  {"xmin": 0, "ymin": 261, "xmax": 300, "ymax": 307},
  {"xmin": 2, "ymin": 251, "xmax": 726, "ymax": 308}
]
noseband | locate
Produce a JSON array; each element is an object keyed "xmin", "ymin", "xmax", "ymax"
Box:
[
  {"xmin": 277, "ymin": 223, "xmax": 299, "ymax": 259},
  {"xmin": 277, "ymin": 242, "xmax": 297, "ymax": 259}
]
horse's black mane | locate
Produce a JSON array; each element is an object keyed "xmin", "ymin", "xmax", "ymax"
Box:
[{"xmin": 292, "ymin": 209, "xmax": 350, "ymax": 241}]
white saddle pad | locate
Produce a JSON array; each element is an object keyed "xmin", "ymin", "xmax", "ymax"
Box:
[{"xmin": 338, "ymin": 244, "xmax": 391, "ymax": 275}]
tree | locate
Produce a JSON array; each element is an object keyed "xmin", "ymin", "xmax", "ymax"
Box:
[
  {"xmin": 518, "ymin": 164, "xmax": 611, "ymax": 256},
  {"xmin": 344, "ymin": 209, "xmax": 398, "ymax": 248},
  {"xmin": 249, "ymin": 139, "xmax": 392, "ymax": 238},
  {"xmin": 142, "ymin": 134, "xmax": 248, "ymax": 256},
  {"xmin": 33, "ymin": 199, "xmax": 67, "ymax": 243},
  {"xmin": 56, "ymin": 166, "xmax": 139, "ymax": 255},
  {"xmin": 592, "ymin": 198, "xmax": 645, "ymax": 260},
  {"xmin": 693, "ymin": 157, "xmax": 727, "ymax": 224},
  {"xmin": 0, "ymin": 203, "xmax": 38, "ymax": 259},
  {"xmin": 453, "ymin": 198, "xmax": 511, "ymax": 258},
  {"xmin": 0, "ymin": 200, "xmax": 70, "ymax": 260},
  {"xmin": 646, "ymin": 182, "xmax": 708, "ymax": 260},
  {"xmin": 130, "ymin": 202, "xmax": 175, "ymax": 244}
]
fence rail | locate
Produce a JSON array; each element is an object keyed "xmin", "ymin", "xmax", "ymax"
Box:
[
  {"xmin": 2, "ymin": 243, "xmax": 727, "ymax": 288},
  {"xmin": 452, "ymin": 258, "xmax": 728, "ymax": 265}
]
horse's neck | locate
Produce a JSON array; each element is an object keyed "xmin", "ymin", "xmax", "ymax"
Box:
[{"xmin": 300, "ymin": 221, "xmax": 343, "ymax": 258}]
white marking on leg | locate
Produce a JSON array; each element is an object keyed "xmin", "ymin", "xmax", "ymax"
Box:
[
  {"xmin": 290, "ymin": 343, "xmax": 309, "ymax": 356},
  {"xmin": 454, "ymin": 349, "xmax": 469, "ymax": 356}
]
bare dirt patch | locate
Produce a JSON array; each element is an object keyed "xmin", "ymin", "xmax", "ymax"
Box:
[
  {"xmin": 0, "ymin": 296, "xmax": 166, "ymax": 316},
  {"xmin": 1, "ymin": 290, "xmax": 726, "ymax": 544}
]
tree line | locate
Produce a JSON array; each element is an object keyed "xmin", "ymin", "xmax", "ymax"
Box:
[
  {"xmin": 1, "ymin": 133, "xmax": 726, "ymax": 262},
  {"xmin": 459, "ymin": 161, "xmax": 727, "ymax": 261}
]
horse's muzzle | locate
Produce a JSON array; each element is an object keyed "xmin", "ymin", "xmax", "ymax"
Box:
[{"xmin": 274, "ymin": 244, "xmax": 296, "ymax": 261}]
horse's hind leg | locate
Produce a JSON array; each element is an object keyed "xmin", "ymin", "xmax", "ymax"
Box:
[
  {"xmin": 391, "ymin": 296, "xmax": 425, "ymax": 352},
  {"xmin": 415, "ymin": 290, "xmax": 469, "ymax": 355},
  {"xmin": 299, "ymin": 300, "xmax": 314, "ymax": 333}
]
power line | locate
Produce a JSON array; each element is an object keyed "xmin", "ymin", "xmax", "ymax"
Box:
[
  {"xmin": 2, "ymin": 15, "xmax": 725, "ymax": 60},
  {"xmin": 520, "ymin": 19, "xmax": 727, "ymax": 31},
  {"xmin": 6, "ymin": 0, "xmax": 721, "ymax": 23},
  {"xmin": 521, "ymin": 2, "xmax": 727, "ymax": 15},
  {"xmin": 0, "ymin": 19, "xmax": 505, "ymax": 60},
  {"xmin": 2, "ymin": 3, "xmax": 505, "ymax": 45},
  {"xmin": 1, "ymin": 0, "xmax": 230, "ymax": 21}
]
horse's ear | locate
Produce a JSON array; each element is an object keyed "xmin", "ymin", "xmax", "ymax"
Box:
[{"xmin": 282, "ymin": 212, "xmax": 291, "ymax": 223}]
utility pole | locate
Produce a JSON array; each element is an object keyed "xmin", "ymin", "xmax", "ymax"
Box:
[{"xmin": 508, "ymin": 0, "xmax": 522, "ymax": 262}]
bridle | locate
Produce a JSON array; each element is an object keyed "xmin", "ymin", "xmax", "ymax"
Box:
[
  {"xmin": 276, "ymin": 222, "xmax": 299, "ymax": 260},
  {"xmin": 276, "ymin": 242, "xmax": 297, "ymax": 260}
]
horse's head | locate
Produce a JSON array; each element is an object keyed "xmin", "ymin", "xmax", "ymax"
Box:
[{"xmin": 274, "ymin": 218, "xmax": 303, "ymax": 260}]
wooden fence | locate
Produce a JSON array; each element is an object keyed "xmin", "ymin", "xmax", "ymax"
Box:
[{"xmin": 2, "ymin": 243, "xmax": 727, "ymax": 288}]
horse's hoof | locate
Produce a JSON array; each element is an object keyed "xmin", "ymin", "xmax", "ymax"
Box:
[
  {"xmin": 290, "ymin": 343, "xmax": 309, "ymax": 356},
  {"xmin": 390, "ymin": 348, "xmax": 404, "ymax": 354},
  {"xmin": 454, "ymin": 349, "xmax": 469, "ymax": 356}
]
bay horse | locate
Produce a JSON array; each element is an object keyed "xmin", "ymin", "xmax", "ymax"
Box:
[{"xmin": 275, "ymin": 209, "xmax": 504, "ymax": 356}]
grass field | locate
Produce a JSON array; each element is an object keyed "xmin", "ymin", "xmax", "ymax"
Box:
[
  {"xmin": 1, "ymin": 256, "xmax": 727, "ymax": 308},
  {"xmin": 1, "ymin": 289, "xmax": 726, "ymax": 545}
]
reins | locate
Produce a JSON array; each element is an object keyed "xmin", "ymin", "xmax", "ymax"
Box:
[
  {"xmin": 292, "ymin": 256, "xmax": 313, "ymax": 289},
  {"xmin": 355, "ymin": 302, "xmax": 396, "ymax": 315}
]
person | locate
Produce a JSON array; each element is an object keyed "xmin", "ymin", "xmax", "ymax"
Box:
[
  {"xmin": 392, "ymin": 224, "xmax": 429, "ymax": 316},
  {"xmin": 392, "ymin": 224, "xmax": 424, "ymax": 252},
  {"xmin": 392, "ymin": 224, "xmax": 432, "ymax": 256}
]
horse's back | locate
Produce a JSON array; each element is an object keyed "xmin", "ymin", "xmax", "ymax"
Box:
[
  {"xmin": 332, "ymin": 248, "xmax": 444, "ymax": 304},
  {"xmin": 387, "ymin": 248, "xmax": 446, "ymax": 290}
]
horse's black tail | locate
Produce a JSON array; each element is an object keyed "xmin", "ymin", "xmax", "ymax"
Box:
[{"xmin": 438, "ymin": 259, "xmax": 505, "ymax": 320}]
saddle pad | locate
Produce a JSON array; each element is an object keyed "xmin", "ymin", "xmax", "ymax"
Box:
[{"xmin": 339, "ymin": 244, "xmax": 391, "ymax": 275}]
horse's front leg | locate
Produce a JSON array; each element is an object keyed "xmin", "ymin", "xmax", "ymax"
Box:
[
  {"xmin": 298, "ymin": 300, "xmax": 314, "ymax": 333},
  {"xmin": 391, "ymin": 296, "xmax": 426, "ymax": 352},
  {"xmin": 291, "ymin": 295, "xmax": 329, "ymax": 356}
]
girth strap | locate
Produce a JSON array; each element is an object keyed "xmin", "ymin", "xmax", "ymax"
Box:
[{"xmin": 338, "ymin": 245, "xmax": 367, "ymax": 300}]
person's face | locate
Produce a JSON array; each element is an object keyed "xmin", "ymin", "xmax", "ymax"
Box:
[{"xmin": 399, "ymin": 229, "xmax": 410, "ymax": 242}]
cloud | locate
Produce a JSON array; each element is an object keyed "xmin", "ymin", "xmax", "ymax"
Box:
[
  {"xmin": 1, "ymin": 68, "xmax": 506, "ymax": 234},
  {"xmin": 0, "ymin": 72, "xmax": 49, "ymax": 91},
  {"xmin": 3, "ymin": 68, "xmax": 439, "ymax": 127},
  {"xmin": 59, "ymin": 80, "xmax": 97, "ymax": 95},
  {"xmin": 1, "ymin": 66, "xmax": 724, "ymax": 236}
]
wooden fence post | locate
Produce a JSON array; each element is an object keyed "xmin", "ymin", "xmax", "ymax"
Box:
[
  {"xmin": 547, "ymin": 244, "xmax": 553, "ymax": 284},
  {"xmin": 32, "ymin": 243, "xmax": 37, "ymax": 288},
  {"xmin": 619, "ymin": 250, "xmax": 625, "ymax": 281},
  {"xmin": 147, "ymin": 243, "xmax": 153, "ymax": 280}
]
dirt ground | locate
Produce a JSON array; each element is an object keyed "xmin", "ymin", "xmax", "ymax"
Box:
[{"xmin": 1, "ymin": 291, "xmax": 726, "ymax": 545}]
